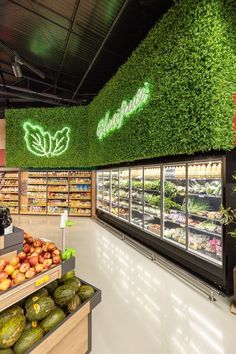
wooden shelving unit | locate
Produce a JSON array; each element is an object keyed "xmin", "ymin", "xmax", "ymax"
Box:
[{"xmin": 0, "ymin": 169, "xmax": 20, "ymax": 214}]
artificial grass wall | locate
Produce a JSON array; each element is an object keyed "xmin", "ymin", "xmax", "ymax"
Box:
[
  {"xmin": 5, "ymin": 106, "xmax": 88, "ymax": 168},
  {"xmin": 6, "ymin": 0, "xmax": 236, "ymax": 168}
]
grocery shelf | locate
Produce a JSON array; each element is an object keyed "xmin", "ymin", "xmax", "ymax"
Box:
[
  {"xmin": 188, "ymin": 225, "xmax": 221, "ymax": 238},
  {"xmin": 20, "ymin": 211, "xmax": 46, "ymax": 215},
  {"xmin": 164, "ymin": 236, "xmax": 186, "ymax": 249},
  {"xmin": 188, "ymin": 248, "xmax": 221, "ymax": 266}
]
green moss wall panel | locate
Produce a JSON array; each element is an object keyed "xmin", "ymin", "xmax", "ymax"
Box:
[
  {"xmin": 6, "ymin": 107, "xmax": 88, "ymax": 168},
  {"xmin": 87, "ymin": 0, "xmax": 236, "ymax": 166}
]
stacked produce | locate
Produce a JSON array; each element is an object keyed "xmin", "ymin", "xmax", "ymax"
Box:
[
  {"xmin": 0, "ymin": 233, "xmax": 61, "ymax": 292},
  {"xmin": 0, "ymin": 271, "xmax": 95, "ymax": 353}
]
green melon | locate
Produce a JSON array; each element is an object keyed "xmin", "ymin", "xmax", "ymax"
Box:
[
  {"xmin": 45, "ymin": 280, "xmax": 59, "ymax": 294},
  {"xmin": 59, "ymin": 270, "xmax": 75, "ymax": 283},
  {"xmin": 67, "ymin": 294, "xmax": 81, "ymax": 314},
  {"xmin": 26, "ymin": 297, "xmax": 55, "ymax": 321},
  {"xmin": 0, "ymin": 349, "xmax": 14, "ymax": 354},
  {"xmin": 0, "ymin": 305, "xmax": 23, "ymax": 327},
  {"xmin": 40, "ymin": 307, "xmax": 65, "ymax": 334},
  {"xmin": 0, "ymin": 314, "xmax": 26, "ymax": 349},
  {"xmin": 53, "ymin": 285, "xmax": 75, "ymax": 306},
  {"xmin": 25, "ymin": 288, "xmax": 49, "ymax": 310},
  {"xmin": 64, "ymin": 278, "xmax": 81, "ymax": 291},
  {"xmin": 78, "ymin": 285, "xmax": 95, "ymax": 302},
  {"xmin": 13, "ymin": 327, "xmax": 44, "ymax": 354}
]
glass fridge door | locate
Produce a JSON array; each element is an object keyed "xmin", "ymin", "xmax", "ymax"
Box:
[
  {"xmin": 111, "ymin": 170, "xmax": 119, "ymax": 216},
  {"xmin": 163, "ymin": 164, "xmax": 187, "ymax": 248},
  {"xmin": 131, "ymin": 168, "xmax": 143, "ymax": 228},
  {"xmin": 119, "ymin": 169, "xmax": 130, "ymax": 221},
  {"xmin": 187, "ymin": 161, "xmax": 222, "ymax": 266},
  {"xmin": 96, "ymin": 171, "xmax": 104, "ymax": 210},
  {"xmin": 144, "ymin": 166, "xmax": 161, "ymax": 236},
  {"xmin": 103, "ymin": 171, "xmax": 111, "ymax": 213}
]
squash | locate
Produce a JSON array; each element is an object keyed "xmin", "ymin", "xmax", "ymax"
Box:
[
  {"xmin": 0, "ymin": 314, "xmax": 26, "ymax": 349},
  {"xmin": 13, "ymin": 327, "xmax": 44, "ymax": 354},
  {"xmin": 26, "ymin": 297, "xmax": 54, "ymax": 321}
]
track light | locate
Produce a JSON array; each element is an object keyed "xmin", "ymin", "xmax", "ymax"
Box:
[{"xmin": 12, "ymin": 61, "xmax": 22, "ymax": 78}]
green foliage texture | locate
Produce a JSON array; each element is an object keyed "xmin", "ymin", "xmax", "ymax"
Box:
[
  {"xmin": 6, "ymin": 106, "xmax": 88, "ymax": 168},
  {"xmin": 6, "ymin": 0, "xmax": 236, "ymax": 168}
]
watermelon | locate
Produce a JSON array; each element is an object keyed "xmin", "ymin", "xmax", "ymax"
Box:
[
  {"xmin": 40, "ymin": 307, "xmax": 65, "ymax": 334},
  {"xmin": 13, "ymin": 327, "xmax": 44, "ymax": 354},
  {"xmin": 53, "ymin": 285, "xmax": 75, "ymax": 306},
  {"xmin": 78, "ymin": 285, "xmax": 95, "ymax": 302},
  {"xmin": 0, "ymin": 314, "xmax": 26, "ymax": 349},
  {"xmin": 0, "ymin": 349, "xmax": 14, "ymax": 354},
  {"xmin": 26, "ymin": 297, "xmax": 54, "ymax": 321}
]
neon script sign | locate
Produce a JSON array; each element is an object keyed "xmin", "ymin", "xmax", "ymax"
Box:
[
  {"xmin": 23, "ymin": 122, "xmax": 70, "ymax": 158},
  {"xmin": 96, "ymin": 82, "xmax": 150, "ymax": 140}
]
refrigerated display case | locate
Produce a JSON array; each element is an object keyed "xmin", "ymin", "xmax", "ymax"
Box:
[
  {"xmin": 96, "ymin": 153, "xmax": 236, "ymax": 293},
  {"xmin": 103, "ymin": 171, "xmax": 110, "ymax": 213},
  {"xmin": 111, "ymin": 170, "xmax": 119, "ymax": 216}
]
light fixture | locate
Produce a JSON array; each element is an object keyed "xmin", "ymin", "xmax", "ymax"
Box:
[{"xmin": 12, "ymin": 60, "xmax": 22, "ymax": 78}]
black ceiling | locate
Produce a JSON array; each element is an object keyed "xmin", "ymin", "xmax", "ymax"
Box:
[{"xmin": 0, "ymin": 0, "xmax": 173, "ymax": 109}]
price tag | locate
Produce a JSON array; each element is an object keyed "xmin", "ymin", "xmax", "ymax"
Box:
[{"xmin": 35, "ymin": 275, "xmax": 49, "ymax": 287}]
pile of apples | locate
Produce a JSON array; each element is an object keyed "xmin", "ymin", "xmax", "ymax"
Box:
[{"xmin": 0, "ymin": 232, "xmax": 61, "ymax": 291}]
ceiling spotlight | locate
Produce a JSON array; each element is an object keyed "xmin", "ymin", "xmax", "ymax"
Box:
[{"xmin": 12, "ymin": 61, "xmax": 22, "ymax": 78}]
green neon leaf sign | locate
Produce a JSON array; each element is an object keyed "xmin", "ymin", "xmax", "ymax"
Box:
[
  {"xmin": 96, "ymin": 82, "xmax": 150, "ymax": 140},
  {"xmin": 23, "ymin": 122, "xmax": 70, "ymax": 158}
]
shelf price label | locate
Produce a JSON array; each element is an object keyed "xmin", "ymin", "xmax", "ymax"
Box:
[{"xmin": 35, "ymin": 275, "xmax": 50, "ymax": 287}]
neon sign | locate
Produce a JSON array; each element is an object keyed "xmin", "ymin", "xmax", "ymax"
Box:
[
  {"xmin": 96, "ymin": 82, "xmax": 150, "ymax": 140},
  {"xmin": 23, "ymin": 122, "xmax": 70, "ymax": 158}
]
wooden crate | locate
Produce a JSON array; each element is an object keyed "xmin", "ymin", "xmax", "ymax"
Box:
[{"xmin": 28, "ymin": 282, "xmax": 101, "ymax": 354}]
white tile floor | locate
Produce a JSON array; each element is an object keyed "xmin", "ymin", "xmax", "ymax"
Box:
[{"xmin": 13, "ymin": 215, "xmax": 236, "ymax": 354}]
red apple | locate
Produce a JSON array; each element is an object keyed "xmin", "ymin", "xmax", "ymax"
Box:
[
  {"xmin": 52, "ymin": 256, "xmax": 61, "ymax": 264},
  {"xmin": 4, "ymin": 264, "xmax": 15, "ymax": 275},
  {"xmin": 11, "ymin": 270, "xmax": 19, "ymax": 279},
  {"xmin": 9, "ymin": 256, "xmax": 20, "ymax": 267},
  {"xmin": 33, "ymin": 239, "xmax": 43, "ymax": 248},
  {"xmin": 23, "ymin": 243, "xmax": 30, "ymax": 254},
  {"xmin": 14, "ymin": 273, "xmax": 26, "ymax": 284},
  {"xmin": 0, "ymin": 278, "xmax": 11, "ymax": 291},
  {"xmin": 27, "ymin": 236, "xmax": 34, "ymax": 244},
  {"xmin": 38, "ymin": 255, "xmax": 45, "ymax": 264},
  {"xmin": 35, "ymin": 263, "xmax": 44, "ymax": 273},
  {"xmin": 18, "ymin": 252, "xmax": 27, "ymax": 262},
  {"xmin": 34, "ymin": 247, "xmax": 43, "ymax": 255},
  {"xmin": 42, "ymin": 244, "xmax": 48, "ymax": 252},
  {"xmin": 10, "ymin": 279, "xmax": 15, "ymax": 287},
  {"xmin": 30, "ymin": 246, "xmax": 35, "ymax": 254},
  {"xmin": 0, "ymin": 259, "xmax": 8, "ymax": 271},
  {"xmin": 31, "ymin": 252, "xmax": 40, "ymax": 258},
  {"xmin": 44, "ymin": 252, "xmax": 51, "ymax": 259},
  {"xmin": 14, "ymin": 263, "xmax": 21, "ymax": 270},
  {"xmin": 19, "ymin": 263, "xmax": 30, "ymax": 273},
  {"xmin": 43, "ymin": 259, "xmax": 52, "ymax": 269},
  {"xmin": 47, "ymin": 243, "xmax": 56, "ymax": 252},
  {"xmin": 52, "ymin": 249, "xmax": 60, "ymax": 257},
  {"xmin": 25, "ymin": 268, "xmax": 36, "ymax": 279},
  {"xmin": 29, "ymin": 256, "xmax": 38, "ymax": 267},
  {"xmin": 0, "ymin": 271, "xmax": 8, "ymax": 282}
]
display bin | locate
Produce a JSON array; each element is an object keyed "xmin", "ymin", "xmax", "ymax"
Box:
[
  {"xmin": 27, "ymin": 280, "xmax": 101, "ymax": 354},
  {"xmin": 0, "ymin": 242, "xmax": 22, "ymax": 257},
  {"xmin": 61, "ymin": 256, "xmax": 76, "ymax": 276},
  {"xmin": 0, "ymin": 226, "xmax": 24, "ymax": 249}
]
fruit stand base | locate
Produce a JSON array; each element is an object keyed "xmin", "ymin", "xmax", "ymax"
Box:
[{"xmin": 28, "ymin": 282, "xmax": 101, "ymax": 354}]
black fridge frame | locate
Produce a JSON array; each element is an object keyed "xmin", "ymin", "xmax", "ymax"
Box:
[{"xmin": 96, "ymin": 150, "xmax": 236, "ymax": 295}]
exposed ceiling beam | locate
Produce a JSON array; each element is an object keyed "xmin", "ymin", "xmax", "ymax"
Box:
[
  {"xmin": 54, "ymin": 0, "xmax": 81, "ymax": 93},
  {"xmin": 0, "ymin": 84, "xmax": 79, "ymax": 105},
  {"xmin": 71, "ymin": 0, "xmax": 129, "ymax": 100},
  {"xmin": 0, "ymin": 88, "xmax": 63, "ymax": 106}
]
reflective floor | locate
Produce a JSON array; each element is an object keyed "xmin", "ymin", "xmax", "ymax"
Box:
[{"xmin": 13, "ymin": 215, "xmax": 235, "ymax": 354}]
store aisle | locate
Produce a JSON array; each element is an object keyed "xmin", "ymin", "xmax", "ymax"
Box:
[{"xmin": 13, "ymin": 215, "xmax": 235, "ymax": 354}]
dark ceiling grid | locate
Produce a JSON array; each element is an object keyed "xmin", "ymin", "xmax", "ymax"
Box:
[{"xmin": 0, "ymin": 0, "xmax": 174, "ymax": 109}]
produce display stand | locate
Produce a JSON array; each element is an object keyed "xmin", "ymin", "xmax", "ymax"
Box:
[
  {"xmin": 28, "ymin": 281, "xmax": 101, "ymax": 354},
  {"xmin": 0, "ymin": 224, "xmax": 101, "ymax": 354}
]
